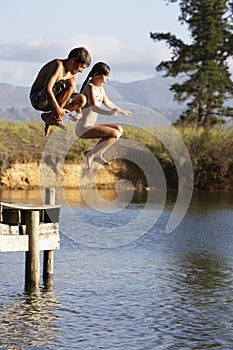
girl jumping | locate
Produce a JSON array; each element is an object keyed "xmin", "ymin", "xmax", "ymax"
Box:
[{"xmin": 72, "ymin": 62, "xmax": 131, "ymax": 169}]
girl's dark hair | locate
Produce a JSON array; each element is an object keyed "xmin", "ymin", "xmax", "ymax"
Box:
[{"xmin": 80, "ymin": 62, "xmax": 110, "ymax": 93}]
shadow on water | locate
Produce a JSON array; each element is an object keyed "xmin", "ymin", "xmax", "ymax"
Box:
[{"xmin": 0, "ymin": 285, "xmax": 60, "ymax": 349}]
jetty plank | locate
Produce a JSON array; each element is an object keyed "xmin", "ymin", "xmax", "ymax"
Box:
[
  {"xmin": 0, "ymin": 230, "xmax": 60, "ymax": 252},
  {"xmin": 0, "ymin": 188, "xmax": 60, "ymax": 287}
]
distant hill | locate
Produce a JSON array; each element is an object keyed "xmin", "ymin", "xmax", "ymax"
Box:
[
  {"xmin": 0, "ymin": 83, "xmax": 38, "ymax": 122},
  {"xmin": 0, "ymin": 76, "xmax": 186, "ymax": 123},
  {"xmin": 107, "ymin": 77, "xmax": 185, "ymax": 121}
]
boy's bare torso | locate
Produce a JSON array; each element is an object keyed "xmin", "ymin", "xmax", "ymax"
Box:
[{"xmin": 30, "ymin": 59, "xmax": 75, "ymax": 92}]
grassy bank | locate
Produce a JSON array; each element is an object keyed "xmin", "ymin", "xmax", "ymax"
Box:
[{"xmin": 0, "ymin": 122, "xmax": 233, "ymax": 191}]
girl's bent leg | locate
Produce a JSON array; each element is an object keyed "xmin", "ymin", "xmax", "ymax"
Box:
[{"xmin": 77, "ymin": 124, "xmax": 123, "ymax": 168}]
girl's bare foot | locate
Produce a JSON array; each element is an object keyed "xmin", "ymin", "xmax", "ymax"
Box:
[
  {"xmin": 94, "ymin": 155, "xmax": 109, "ymax": 166},
  {"xmin": 84, "ymin": 151, "xmax": 109, "ymax": 169},
  {"xmin": 84, "ymin": 150, "xmax": 95, "ymax": 170}
]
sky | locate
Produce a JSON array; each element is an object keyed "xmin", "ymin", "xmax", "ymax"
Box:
[{"xmin": 0, "ymin": 0, "xmax": 190, "ymax": 87}]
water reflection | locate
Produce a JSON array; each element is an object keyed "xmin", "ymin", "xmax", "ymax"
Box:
[
  {"xmin": 178, "ymin": 253, "xmax": 232, "ymax": 292},
  {"xmin": 167, "ymin": 252, "xmax": 233, "ymax": 348},
  {"xmin": 1, "ymin": 188, "xmax": 233, "ymax": 209},
  {"xmin": 0, "ymin": 287, "xmax": 60, "ymax": 349}
]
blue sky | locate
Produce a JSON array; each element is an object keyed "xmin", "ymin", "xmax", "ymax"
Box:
[{"xmin": 0, "ymin": 0, "xmax": 189, "ymax": 86}]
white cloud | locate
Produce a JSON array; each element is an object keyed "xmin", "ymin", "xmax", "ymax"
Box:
[
  {"xmin": 0, "ymin": 34, "xmax": 173, "ymax": 85},
  {"xmin": 1, "ymin": 34, "xmax": 232, "ymax": 87},
  {"xmin": 0, "ymin": 28, "xmax": 231, "ymax": 88}
]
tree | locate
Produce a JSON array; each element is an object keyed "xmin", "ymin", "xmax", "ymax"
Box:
[{"xmin": 150, "ymin": 0, "xmax": 233, "ymax": 126}]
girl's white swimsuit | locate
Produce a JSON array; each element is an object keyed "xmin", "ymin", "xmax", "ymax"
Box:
[{"xmin": 76, "ymin": 83, "xmax": 103, "ymax": 137}]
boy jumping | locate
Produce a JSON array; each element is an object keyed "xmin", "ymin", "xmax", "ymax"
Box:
[{"xmin": 30, "ymin": 47, "xmax": 91, "ymax": 136}]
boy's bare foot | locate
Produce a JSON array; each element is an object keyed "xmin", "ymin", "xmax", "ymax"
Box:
[
  {"xmin": 44, "ymin": 123, "xmax": 51, "ymax": 137},
  {"xmin": 41, "ymin": 113, "xmax": 52, "ymax": 136},
  {"xmin": 41, "ymin": 113, "xmax": 67, "ymax": 136}
]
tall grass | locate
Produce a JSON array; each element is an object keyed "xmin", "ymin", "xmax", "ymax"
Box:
[
  {"xmin": 123, "ymin": 125, "xmax": 233, "ymax": 190},
  {"xmin": 177, "ymin": 126, "xmax": 233, "ymax": 190},
  {"xmin": 0, "ymin": 122, "xmax": 233, "ymax": 190}
]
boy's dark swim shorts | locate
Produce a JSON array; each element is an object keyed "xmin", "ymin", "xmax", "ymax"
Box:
[{"xmin": 30, "ymin": 80, "xmax": 74, "ymax": 111}]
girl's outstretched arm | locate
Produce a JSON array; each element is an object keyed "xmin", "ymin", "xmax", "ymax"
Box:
[{"xmin": 102, "ymin": 90, "xmax": 131, "ymax": 116}]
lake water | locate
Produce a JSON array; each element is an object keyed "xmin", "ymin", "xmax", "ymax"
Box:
[{"xmin": 0, "ymin": 190, "xmax": 233, "ymax": 349}]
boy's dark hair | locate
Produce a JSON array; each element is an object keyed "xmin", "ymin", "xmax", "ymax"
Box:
[
  {"xmin": 68, "ymin": 47, "xmax": 91, "ymax": 67},
  {"xmin": 80, "ymin": 62, "xmax": 111, "ymax": 93}
]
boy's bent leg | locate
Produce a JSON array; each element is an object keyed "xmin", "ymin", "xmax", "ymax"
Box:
[{"xmin": 65, "ymin": 93, "xmax": 87, "ymax": 112}]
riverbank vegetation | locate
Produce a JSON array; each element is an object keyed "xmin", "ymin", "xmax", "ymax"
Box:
[{"xmin": 0, "ymin": 122, "xmax": 232, "ymax": 191}]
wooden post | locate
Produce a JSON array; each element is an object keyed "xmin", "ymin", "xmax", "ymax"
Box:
[
  {"xmin": 25, "ymin": 210, "xmax": 40, "ymax": 286},
  {"xmin": 43, "ymin": 188, "xmax": 55, "ymax": 281},
  {"xmin": 45, "ymin": 187, "xmax": 56, "ymax": 206}
]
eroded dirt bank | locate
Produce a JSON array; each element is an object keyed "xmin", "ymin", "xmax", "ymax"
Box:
[{"xmin": 0, "ymin": 160, "xmax": 148, "ymax": 190}]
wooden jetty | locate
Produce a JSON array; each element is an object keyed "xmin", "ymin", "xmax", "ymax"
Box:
[{"xmin": 0, "ymin": 188, "xmax": 60, "ymax": 288}]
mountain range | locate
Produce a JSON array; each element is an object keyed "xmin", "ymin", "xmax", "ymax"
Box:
[{"xmin": 0, "ymin": 76, "xmax": 185, "ymax": 124}]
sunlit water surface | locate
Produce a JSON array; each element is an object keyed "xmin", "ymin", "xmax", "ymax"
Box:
[{"xmin": 0, "ymin": 190, "xmax": 233, "ymax": 349}]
